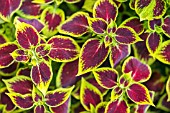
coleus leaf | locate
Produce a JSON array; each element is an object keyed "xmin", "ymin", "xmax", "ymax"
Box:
[
  {"xmin": 16, "ymin": 67, "xmax": 31, "ymax": 77},
  {"xmin": 122, "ymin": 56, "xmax": 151, "ymax": 82},
  {"xmin": 35, "ymin": 44, "xmax": 50, "ymax": 58},
  {"xmin": 11, "ymin": 49, "xmax": 30, "ymax": 63},
  {"xmin": 32, "ymin": 0, "xmax": 53, "ymax": 4},
  {"xmin": 132, "ymin": 91, "xmax": 154, "ymax": 113},
  {"xmin": 95, "ymin": 102, "xmax": 107, "ymax": 113},
  {"xmin": 49, "ymin": 98, "xmax": 70, "ymax": 113},
  {"xmin": 0, "ymin": 62, "xmax": 19, "ymax": 76},
  {"xmin": 17, "ymin": 0, "xmax": 42, "ymax": 19},
  {"xmin": 166, "ymin": 76, "xmax": 170, "ymax": 101},
  {"xmin": 82, "ymin": 0, "xmax": 97, "ymax": 12},
  {"xmin": 34, "ymin": 105, "xmax": 45, "ymax": 113},
  {"xmin": 0, "ymin": 0, "xmax": 22, "ymax": 21},
  {"xmin": 56, "ymin": 59, "xmax": 78, "ymax": 88},
  {"xmin": 0, "ymin": 42, "xmax": 18, "ymax": 68},
  {"xmin": 59, "ymin": 12, "xmax": 89, "ymax": 37},
  {"xmin": 45, "ymin": 86, "xmax": 74, "ymax": 107},
  {"xmin": 110, "ymin": 44, "xmax": 130, "ymax": 68},
  {"xmin": 78, "ymin": 39, "xmax": 110, "ymax": 75},
  {"xmin": 3, "ymin": 76, "xmax": 33, "ymax": 95},
  {"xmin": 111, "ymin": 86, "xmax": 123, "ymax": 101},
  {"xmin": 64, "ymin": 0, "xmax": 81, "ymax": 3},
  {"xmin": 93, "ymin": 0, "xmax": 118, "ymax": 23},
  {"xmin": 126, "ymin": 83, "xmax": 154, "ymax": 106},
  {"xmin": 120, "ymin": 17, "xmax": 144, "ymax": 35},
  {"xmin": 162, "ymin": 15, "xmax": 170, "ymax": 37},
  {"xmin": 146, "ymin": 32, "xmax": 162, "ymax": 56},
  {"xmin": 80, "ymin": 78, "xmax": 103, "ymax": 111},
  {"xmin": 157, "ymin": 94, "xmax": 170, "ymax": 112},
  {"xmin": 41, "ymin": 6, "xmax": 65, "ymax": 37},
  {"xmin": 148, "ymin": 18, "xmax": 162, "ymax": 31},
  {"xmin": 145, "ymin": 71, "xmax": 165, "ymax": 93},
  {"xmin": 6, "ymin": 93, "xmax": 34, "ymax": 109},
  {"xmin": 129, "ymin": 0, "xmax": 135, "ymax": 10},
  {"xmin": 31, "ymin": 61, "xmax": 52, "ymax": 95},
  {"xmin": 156, "ymin": 40, "xmax": 170, "ymax": 64},
  {"xmin": 115, "ymin": 26, "xmax": 142, "ymax": 44},
  {"xmin": 93, "ymin": 67, "xmax": 118, "ymax": 89},
  {"xmin": 105, "ymin": 100, "xmax": 130, "ymax": 113},
  {"xmin": 32, "ymin": 85, "xmax": 43, "ymax": 102},
  {"xmin": 0, "ymin": 90, "xmax": 15, "ymax": 112},
  {"xmin": 0, "ymin": 34, "xmax": 8, "ymax": 44},
  {"xmin": 15, "ymin": 22, "xmax": 40, "ymax": 49},
  {"xmin": 47, "ymin": 35, "xmax": 80, "ymax": 62},
  {"xmin": 133, "ymin": 33, "xmax": 155, "ymax": 64},
  {"xmin": 88, "ymin": 18, "xmax": 107, "ymax": 34},
  {"xmin": 15, "ymin": 17, "xmax": 44, "ymax": 32},
  {"xmin": 135, "ymin": 0, "xmax": 166, "ymax": 21}
]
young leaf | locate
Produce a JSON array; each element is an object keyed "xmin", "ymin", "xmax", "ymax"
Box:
[
  {"xmin": 3, "ymin": 76, "xmax": 33, "ymax": 95},
  {"xmin": 11, "ymin": 49, "xmax": 30, "ymax": 63},
  {"xmin": 135, "ymin": 0, "xmax": 166, "ymax": 21},
  {"xmin": 111, "ymin": 86, "xmax": 123, "ymax": 101},
  {"xmin": 122, "ymin": 57, "xmax": 151, "ymax": 83},
  {"xmin": 15, "ymin": 22, "xmax": 40, "ymax": 49},
  {"xmin": 35, "ymin": 44, "xmax": 50, "ymax": 58},
  {"xmin": 110, "ymin": 44, "xmax": 130, "ymax": 68},
  {"xmin": 115, "ymin": 26, "xmax": 142, "ymax": 44},
  {"xmin": 45, "ymin": 86, "xmax": 74, "ymax": 107},
  {"xmin": 78, "ymin": 39, "xmax": 110, "ymax": 75},
  {"xmin": 32, "ymin": 85, "xmax": 43, "ymax": 102},
  {"xmin": 93, "ymin": 0, "xmax": 118, "ymax": 23},
  {"xmin": 34, "ymin": 105, "xmax": 45, "ymax": 113},
  {"xmin": 41, "ymin": 6, "xmax": 65, "ymax": 37},
  {"xmin": 31, "ymin": 61, "xmax": 52, "ymax": 95},
  {"xmin": 59, "ymin": 12, "xmax": 89, "ymax": 37},
  {"xmin": 126, "ymin": 83, "xmax": 154, "ymax": 106},
  {"xmin": 49, "ymin": 98, "xmax": 70, "ymax": 113},
  {"xmin": 0, "ymin": 0, "xmax": 22, "ymax": 21},
  {"xmin": 15, "ymin": 17, "xmax": 44, "ymax": 32},
  {"xmin": 156, "ymin": 40, "xmax": 170, "ymax": 64},
  {"xmin": 32, "ymin": 0, "xmax": 53, "ymax": 4},
  {"xmin": 146, "ymin": 32, "xmax": 162, "ymax": 56},
  {"xmin": 0, "ymin": 43, "xmax": 18, "ymax": 68},
  {"xmin": 6, "ymin": 93, "xmax": 34, "ymax": 109},
  {"xmin": 88, "ymin": 18, "xmax": 107, "ymax": 34},
  {"xmin": 120, "ymin": 17, "xmax": 144, "ymax": 35},
  {"xmin": 47, "ymin": 35, "xmax": 80, "ymax": 62},
  {"xmin": 82, "ymin": 0, "xmax": 97, "ymax": 12},
  {"xmin": 105, "ymin": 100, "xmax": 130, "ymax": 113},
  {"xmin": 148, "ymin": 18, "xmax": 162, "ymax": 31},
  {"xmin": 17, "ymin": 0, "xmax": 42, "ymax": 19},
  {"xmin": 93, "ymin": 67, "xmax": 118, "ymax": 89},
  {"xmin": 129, "ymin": 0, "xmax": 135, "ymax": 10},
  {"xmin": 157, "ymin": 94, "xmax": 170, "ymax": 112},
  {"xmin": 80, "ymin": 78, "xmax": 103, "ymax": 111},
  {"xmin": 95, "ymin": 102, "xmax": 107, "ymax": 113},
  {"xmin": 133, "ymin": 33, "xmax": 155, "ymax": 65},
  {"xmin": 104, "ymin": 36, "xmax": 113, "ymax": 47},
  {"xmin": 162, "ymin": 15, "xmax": 170, "ymax": 37}
]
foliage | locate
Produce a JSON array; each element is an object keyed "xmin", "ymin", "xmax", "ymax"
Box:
[{"xmin": 0, "ymin": 0, "xmax": 170, "ymax": 113}]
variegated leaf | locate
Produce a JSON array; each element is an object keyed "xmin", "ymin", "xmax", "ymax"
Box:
[
  {"xmin": 11, "ymin": 49, "xmax": 30, "ymax": 63},
  {"xmin": 47, "ymin": 35, "xmax": 80, "ymax": 62},
  {"xmin": 122, "ymin": 57, "xmax": 151, "ymax": 82},
  {"xmin": 78, "ymin": 38, "xmax": 110, "ymax": 75}
]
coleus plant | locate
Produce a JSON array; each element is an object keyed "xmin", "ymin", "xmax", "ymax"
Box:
[{"xmin": 0, "ymin": 0, "xmax": 170, "ymax": 113}]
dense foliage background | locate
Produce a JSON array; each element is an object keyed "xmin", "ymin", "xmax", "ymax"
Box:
[{"xmin": 0, "ymin": 0, "xmax": 170, "ymax": 113}]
